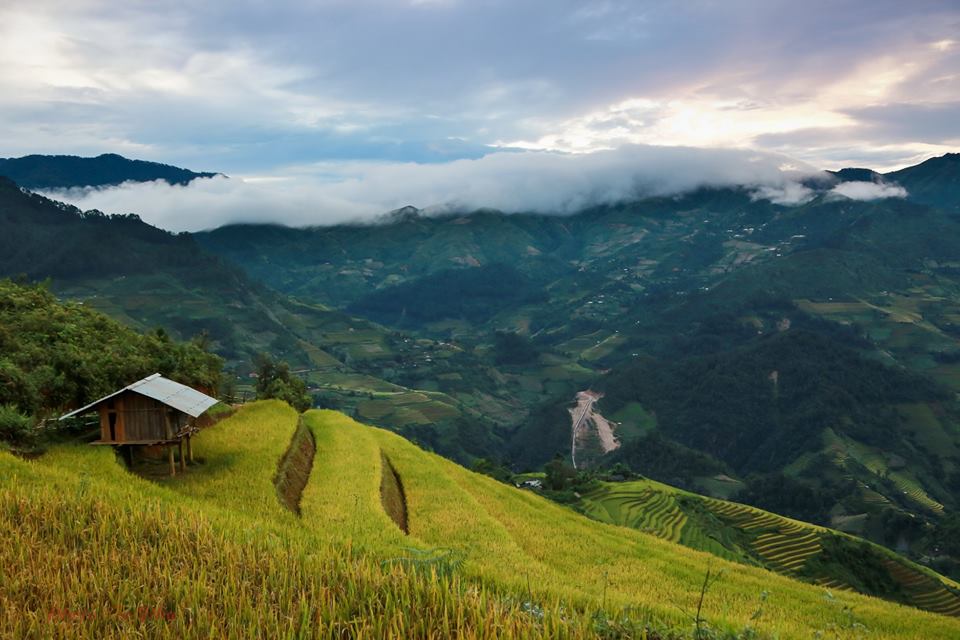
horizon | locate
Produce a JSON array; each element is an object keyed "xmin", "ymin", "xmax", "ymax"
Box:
[{"xmin": 1, "ymin": 146, "xmax": 951, "ymax": 232}]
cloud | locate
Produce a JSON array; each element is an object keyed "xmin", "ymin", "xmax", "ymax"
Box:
[
  {"xmin": 42, "ymin": 145, "xmax": 823, "ymax": 231},
  {"xmin": 0, "ymin": 1, "xmax": 958, "ymax": 173},
  {"xmin": 829, "ymin": 181, "xmax": 908, "ymax": 201},
  {"xmin": 842, "ymin": 102, "xmax": 960, "ymax": 145},
  {"xmin": 750, "ymin": 182, "xmax": 815, "ymax": 206}
]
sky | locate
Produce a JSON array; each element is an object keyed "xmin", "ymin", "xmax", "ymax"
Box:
[{"xmin": 1, "ymin": 0, "xmax": 958, "ymax": 229}]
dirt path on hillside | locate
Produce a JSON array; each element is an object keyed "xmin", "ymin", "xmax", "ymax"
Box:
[{"xmin": 569, "ymin": 390, "xmax": 620, "ymax": 469}]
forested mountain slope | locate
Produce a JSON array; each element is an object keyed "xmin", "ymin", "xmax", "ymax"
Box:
[{"xmin": 0, "ymin": 153, "xmax": 217, "ymax": 189}]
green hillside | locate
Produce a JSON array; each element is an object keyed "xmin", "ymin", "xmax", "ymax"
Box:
[
  {"xmin": 886, "ymin": 153, "xmax": 960, "ymax": 213},
  {"xmin": 0, "ymin": 176, "xmax": 371, "ymax": 371},
  {"xmin": 0, "ymin": 272, "xmax": 506, "ymax": 460},
  {"xmin": 579, "ymin": 479, "xmax": 960, "ymax": 617},
  {"xmin": 0, "ymin": 279, "xmax": 221, "ymax": 440},
  {"xmin": 3, "ymin": 402, "xmax": 960, "ymax": 638}
]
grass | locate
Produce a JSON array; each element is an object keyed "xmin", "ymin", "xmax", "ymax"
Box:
[
  {"xmin": 1, "ymin": 459, "xmax": 587, "ymax": 638},
  {"xmin": 3, "ymin": 402, "xmax": 960, "ymax": 638},
  {"xmin": 172, "ymin": 400, "xmax": 301, "ymax": 519}
]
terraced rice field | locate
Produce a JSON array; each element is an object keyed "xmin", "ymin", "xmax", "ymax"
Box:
[
  {"xmin": 824, "ymin": 429, "xmax": 945, "ymax": 514},
  {"xmin": 888, "ymin": 471, "xmax": 945, "ymax": 514},
  {"xmin": 4, "ymin": 403, "xmax": 960, "ymax": 639},
  {"xmin": 580, "ymin": 483, "xmax": 687, "ymax": 542},
  {"xmin": 752, "ymin": 527, "xmax": 822, "ymax": 573},
  {"xmin": 815, "ymin": 576, "xmax": 851, "ymax": 591},
  {"xmin": 860, "ymin": 483, "xmax": 893, "ymax": 506},
  {"xmin": 705, "ymin": 500, "xmax": 824, "ymax": 575},
  {"xmin": 579, "ymin": 475, "xmax": 960, "ymax": 621},
  {"xmin": 885, "ymin": 560, "xmax": 960, "ymax": 617},
  {"xmin": 704, "ymin": 497, "xmax": 960, "ymax": 616},
  {"xmin": 580, "ymin": 333, "xmax": 627, "ymax": 362}
]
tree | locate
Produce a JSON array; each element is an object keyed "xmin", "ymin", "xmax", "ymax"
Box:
[
  {"xmin": 0, "ymin": 279, "xmax": 222, "ymax": 434},
  {"xmin": 544, "ymin": 454, "xmax": 577, "ymax": 491},
  {"xmin": 254, "ymin": 353, "xmax": 312, "ymax": 412}
]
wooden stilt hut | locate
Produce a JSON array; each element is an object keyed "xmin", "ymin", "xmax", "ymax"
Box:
[{"xmin": 59, "ymin": 373, "xmax": 218, "ymax": 476}]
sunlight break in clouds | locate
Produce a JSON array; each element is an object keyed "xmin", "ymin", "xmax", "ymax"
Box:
[{"xmin": 43, "ymin": 145, "xmax": 822, "ymax": 232}]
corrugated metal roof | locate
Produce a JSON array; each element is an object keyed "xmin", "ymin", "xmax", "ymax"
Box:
[{"xmin": 60, "ymin": 373, "xmax": 218, "ymax": 420}]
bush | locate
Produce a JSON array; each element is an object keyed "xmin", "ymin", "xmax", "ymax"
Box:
[{"xmin": 0, "ymin": 404, "xmax": 34, "ymax": 445}]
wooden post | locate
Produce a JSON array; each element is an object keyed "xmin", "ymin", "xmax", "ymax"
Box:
[
  {"xmin": 187, "ymin": 435, "xmax": 193, "ymax": 464},
  {"xmin": 168, "ymin": 445, "xmax": 176, "ymax": 476},
  {"xmin": 178, "ymin": 439, "xmax": 186, "ymax": 472}
]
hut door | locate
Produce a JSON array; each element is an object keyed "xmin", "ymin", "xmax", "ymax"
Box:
[
  {"xmin": 104, "ymin": 399, "xmax": 119, "ymax": 442},
  {"xmin": 105, "ymin": 397, "xmax": 125, "ymax": 442}
]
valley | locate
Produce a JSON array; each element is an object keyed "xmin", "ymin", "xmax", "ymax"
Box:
[
  {"xmin": 189, "ymin": 156, "xmax": 960, "ymax": 584},
  {"xmin": 4, "ymin": 152, "xmax": 960, "ymax": 636}
]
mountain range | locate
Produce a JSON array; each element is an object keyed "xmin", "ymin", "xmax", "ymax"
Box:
[
  {"xmin": 3, "ymin": 151, "xmax": 960, "ymax": 584},
  {"xmin": 0, "ymin": 153, "xmax": 218, "ymax": 189}
]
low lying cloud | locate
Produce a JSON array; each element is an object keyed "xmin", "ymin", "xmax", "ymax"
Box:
[
  {"xmin": 750, "ymin": 182, "xmax": 815, "ymax": 206},
  {"xmin": 829, "ymin": 181, "xmax": 908, "ymax": 201},
  {"xmin": 43, "ymin": 146, "xmax": 824, "ymax": 232}
]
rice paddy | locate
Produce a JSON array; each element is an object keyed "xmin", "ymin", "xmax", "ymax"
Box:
[
  {"xmin": 3, "ymin": 402, "xmax": 960, "ymax": 638},
  {"xmin": 580, "ymin": 478, "xmax": 960, "ymax": 622},
  {"xmin": 884, "ymin": 560, "xmax": 960, "ymax": 617},
  {"xmin": 580, "ymin": 483, "xmax": 687, "ymax": 542}
]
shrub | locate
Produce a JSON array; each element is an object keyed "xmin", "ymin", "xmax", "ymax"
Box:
[{"xmin": 0, "ymin": 404, "xmax": 34, "ymax": 445}]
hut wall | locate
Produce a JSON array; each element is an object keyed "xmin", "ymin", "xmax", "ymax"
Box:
[{"xmin": 117, "ymin": 392, "xmax": 168, "ymax": 442}]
